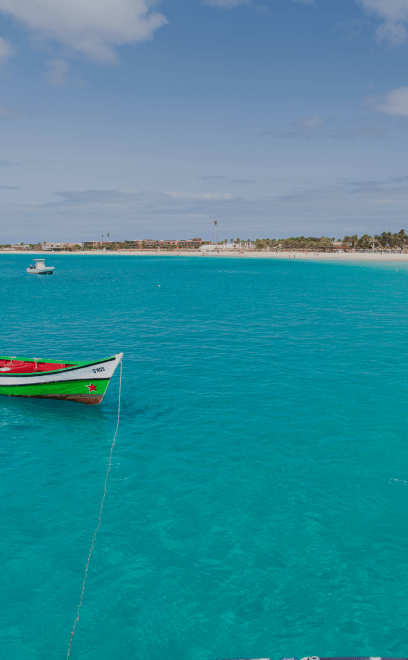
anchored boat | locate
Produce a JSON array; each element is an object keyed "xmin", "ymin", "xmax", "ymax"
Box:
[
  {"xmin": 0, "ymin": 353, "xmax": 123, "ymax": 405},
  {"xmin": 27, "ymin": 258, "xmax": 55, "ymax": 274}
]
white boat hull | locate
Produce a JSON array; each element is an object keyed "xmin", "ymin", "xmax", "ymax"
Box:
[
  {"xmin": 27, "ymin": 268, "xmax": 55, "ymax": 274},
  {"xmin": 0, "ymin": 354, "xmax": 122, "ymax": 387}
]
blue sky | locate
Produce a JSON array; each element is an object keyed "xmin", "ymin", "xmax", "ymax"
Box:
[{"xmin": 1, "ymin": 0, "xmax": 408, "ymax": 242}]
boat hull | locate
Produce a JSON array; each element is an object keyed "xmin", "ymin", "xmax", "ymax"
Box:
[
  {"xmin": 0, "ymin": 354, "xmax": 122, "ymax": 405},
  {"xmin": 0, "ymin": 379, "xmax": 109, "ymax": 404}
]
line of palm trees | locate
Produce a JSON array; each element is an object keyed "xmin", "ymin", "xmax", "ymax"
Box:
[{"xmin": 216, "ymin": 238, "xmax": 253, "ymax": 248}]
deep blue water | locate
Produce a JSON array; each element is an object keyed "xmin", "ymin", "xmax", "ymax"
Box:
[{"xmin": 2, "ymin": 254, "xmax": 408, "ymax": 660}]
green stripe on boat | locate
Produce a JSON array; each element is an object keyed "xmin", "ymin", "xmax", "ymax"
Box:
[{"xmin": 0, "ymin": 379, "xmax": 109, "ymax": 398}]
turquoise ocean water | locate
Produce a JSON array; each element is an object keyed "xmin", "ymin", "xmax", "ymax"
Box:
[{"xmin": 2, "ymin": 255, "xmax": 408, "ymax": 660}]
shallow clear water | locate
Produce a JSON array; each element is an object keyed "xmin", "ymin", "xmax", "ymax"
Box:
[{"xmin": 2, "ymin": 255, "xmax": 408, "ymax": 660}]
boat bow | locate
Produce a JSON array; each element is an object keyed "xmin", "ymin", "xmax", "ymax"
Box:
[{"xmin": 0, "ymin": 353, "xmax": 123, "ymax": 404}]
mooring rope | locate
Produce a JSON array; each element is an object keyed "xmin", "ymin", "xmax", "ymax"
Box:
[{"xmin": 66, "ymin": 358, "xmax": 122, "ymax": 659}]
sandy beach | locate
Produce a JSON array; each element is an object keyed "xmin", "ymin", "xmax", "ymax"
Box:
[{"xmin": 3, "ymin": 250, "xmax": 408, "ymax": 260}]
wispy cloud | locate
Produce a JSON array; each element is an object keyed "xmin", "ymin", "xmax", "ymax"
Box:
[
  {"xmin": 0, "ymin": 103, "xmax": 26, "ymax": 118},
  {"xmin": 204, "ymin": 0, "xmax": 314, "ymax": 9},
  {"xmin": 335, "ymin": 18, "xmax": 368, "ymax": 40},
  {"xmin": 277, "ymin": 175, "xmax": 408, "ymax": 202},
  {"xmin": 358, "ymin": 0, "xmax": 408, "ymax": 46},
  {"xmin": 297, "ymin": 116, "xmax": 325, "ymax": 128},
  {"xmin": 0, "ymin": 185, "xmax": 19, "ymax": 189},
  {"xmin": 202, "ymin": 175, "xmax": 255, "ymax": 184},
  {"xmin": 262, "ymin": 115, "xmax": 325, "ymax": 140},
  {"xmin": 325, "ymin": 124, "xmax": 385, "ymax": 139},
  {"xmin": 3, "ymin": 178, "xmax": 408, "ymax": 242},
  {"xmin": 368, "ymin": 86, "xmax": 408, "ymax": 118},
  {"xmin": 254, "ymin": 5, "xmax": 269, "ymax": 14},
  {"xmin": 166, "ymin": 191, "xmax": 234, "ymax": 200},
  {"xmin": 264, "ymin": 114, "xmax": 385, "ymax": 140},
  {"xmin": 0, "ymin": 37, "xmax": 14, "ymax": 64},
  {"xmin": 202, "ymin": 0, "xmax": 250, "ymax": 8},
  {"xmin": 46, "ymin": 59, "xmax": 69, "ymax": 87},
  {"xmin": 52, "ymin": 189, "xmax": 234, "ymax": 206},
  {"xmin": 0, "ymin": 0, "xmax": 167, "ymax": 62}
]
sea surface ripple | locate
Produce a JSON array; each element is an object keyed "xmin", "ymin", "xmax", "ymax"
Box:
[{"xmin": 1, "ymin": 255, "xmax": 408, "ymax": 659}]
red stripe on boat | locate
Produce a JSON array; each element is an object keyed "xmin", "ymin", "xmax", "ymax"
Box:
[{"xmin": 0, "ymin": 360, "xmax": 74, "ymax": 373}]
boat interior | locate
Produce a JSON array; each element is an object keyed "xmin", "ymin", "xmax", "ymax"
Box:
[{"xmin": 0, "ymin": 359, "xmax": 75, "ymax": 373}]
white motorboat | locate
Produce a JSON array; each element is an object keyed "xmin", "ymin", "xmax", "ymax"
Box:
[{"xmin": 26, "ymin": 258, "xmax": 55, "ymax": 275}]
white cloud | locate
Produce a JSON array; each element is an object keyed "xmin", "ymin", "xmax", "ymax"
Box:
[
  {"xmin": 46, "ymin": 59, "xmax": 69, "ymax": 87},
  {"xmin": 360, "ymin": 0, "xmax": 408, "ymax": 22},
  {"xmin": 0, "ymin": 37, "xmax": 14, "ymax": 63},
  {"xmin": 359, "ymin": 0, "xmax": 408, "ymax": 45},
  {"xmin": 370, "ymin": 86, "xmax": 408, "ymax": 117},
  {"xmin": 0, "ymin": 0, "xmax": 167, "ymax": 62}
]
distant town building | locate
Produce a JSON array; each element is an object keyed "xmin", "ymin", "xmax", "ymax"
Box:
[
  {"xmin": 83, "ymin": 241, "xmax": 102, "ymax": 248},
  {"xmin": 199, "ymin": 242, "xmax": 235, "ymax": 252},
  {"xmin": 158, "ymin": 240, "xmax": 178, "ymax": 247},
  {"xmin": 62, "ymin": 243, "xmax": 83, "ymax": 251},
  {"xmin": 178, "ymin": 239, "xmax": 203, "ymax": 248},
  {"xmin": 42, "ymin": 243, "xmax": 63, "ymax": 250},
  {"xmin": 124, "ymin": 240, "xmax": 142, "ymax": 248},
  {"xmin": 42, "ymin": 242, "xmax": 82, "ymax": 251},
  {"xmin": 0, "ymin": 238, "xmax": 207, "ymax": 252}
]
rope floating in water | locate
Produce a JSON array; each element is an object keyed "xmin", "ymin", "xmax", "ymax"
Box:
[{"xmin": 66, "ymin": 358, "xmax": 122, "ymax": 659}]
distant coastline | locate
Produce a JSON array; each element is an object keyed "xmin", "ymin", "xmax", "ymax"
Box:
[{"xmin": 3, "ymin": 249, "xmax": 408, "ymax": 260}]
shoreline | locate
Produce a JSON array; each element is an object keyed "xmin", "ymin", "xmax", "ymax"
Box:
[{"xmin": 3, "ymin": 250, "xmax": 408, "ymax": 261}]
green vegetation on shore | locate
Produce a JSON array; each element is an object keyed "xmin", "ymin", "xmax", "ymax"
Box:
[
  {"xmin": 252, "ymin": 229, "xmax": 408, "ymax": 250},
  {"xmin": 2, "ymin": 230, "xmax": 408, "ymax": 251}
]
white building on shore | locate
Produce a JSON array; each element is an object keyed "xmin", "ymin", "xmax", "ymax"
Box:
[{"xmin": 199, "ymin": 243, "xmax": 238, "ymax": 252}]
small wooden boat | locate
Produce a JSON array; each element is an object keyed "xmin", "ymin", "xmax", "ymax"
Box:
[
  {"xmin": 0, "ymin": 353, "xmax": 123, "ymax": 405},
  {"xmin": 27, "ymin": 258, "xmax": 55, "ymax": 274}
]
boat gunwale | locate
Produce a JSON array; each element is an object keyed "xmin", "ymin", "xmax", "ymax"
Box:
[
  {"xmin": 0, "ymin": 355, "xmax": 116, "ymax": 378},
  {"xmin": 1, "ymin": 377, "xmax": 109, "ymax": 388}
]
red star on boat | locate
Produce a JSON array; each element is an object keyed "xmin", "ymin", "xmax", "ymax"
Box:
[{"xmin": 86, "ymin": 383, "xmax": 97, "ymax": 393}]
